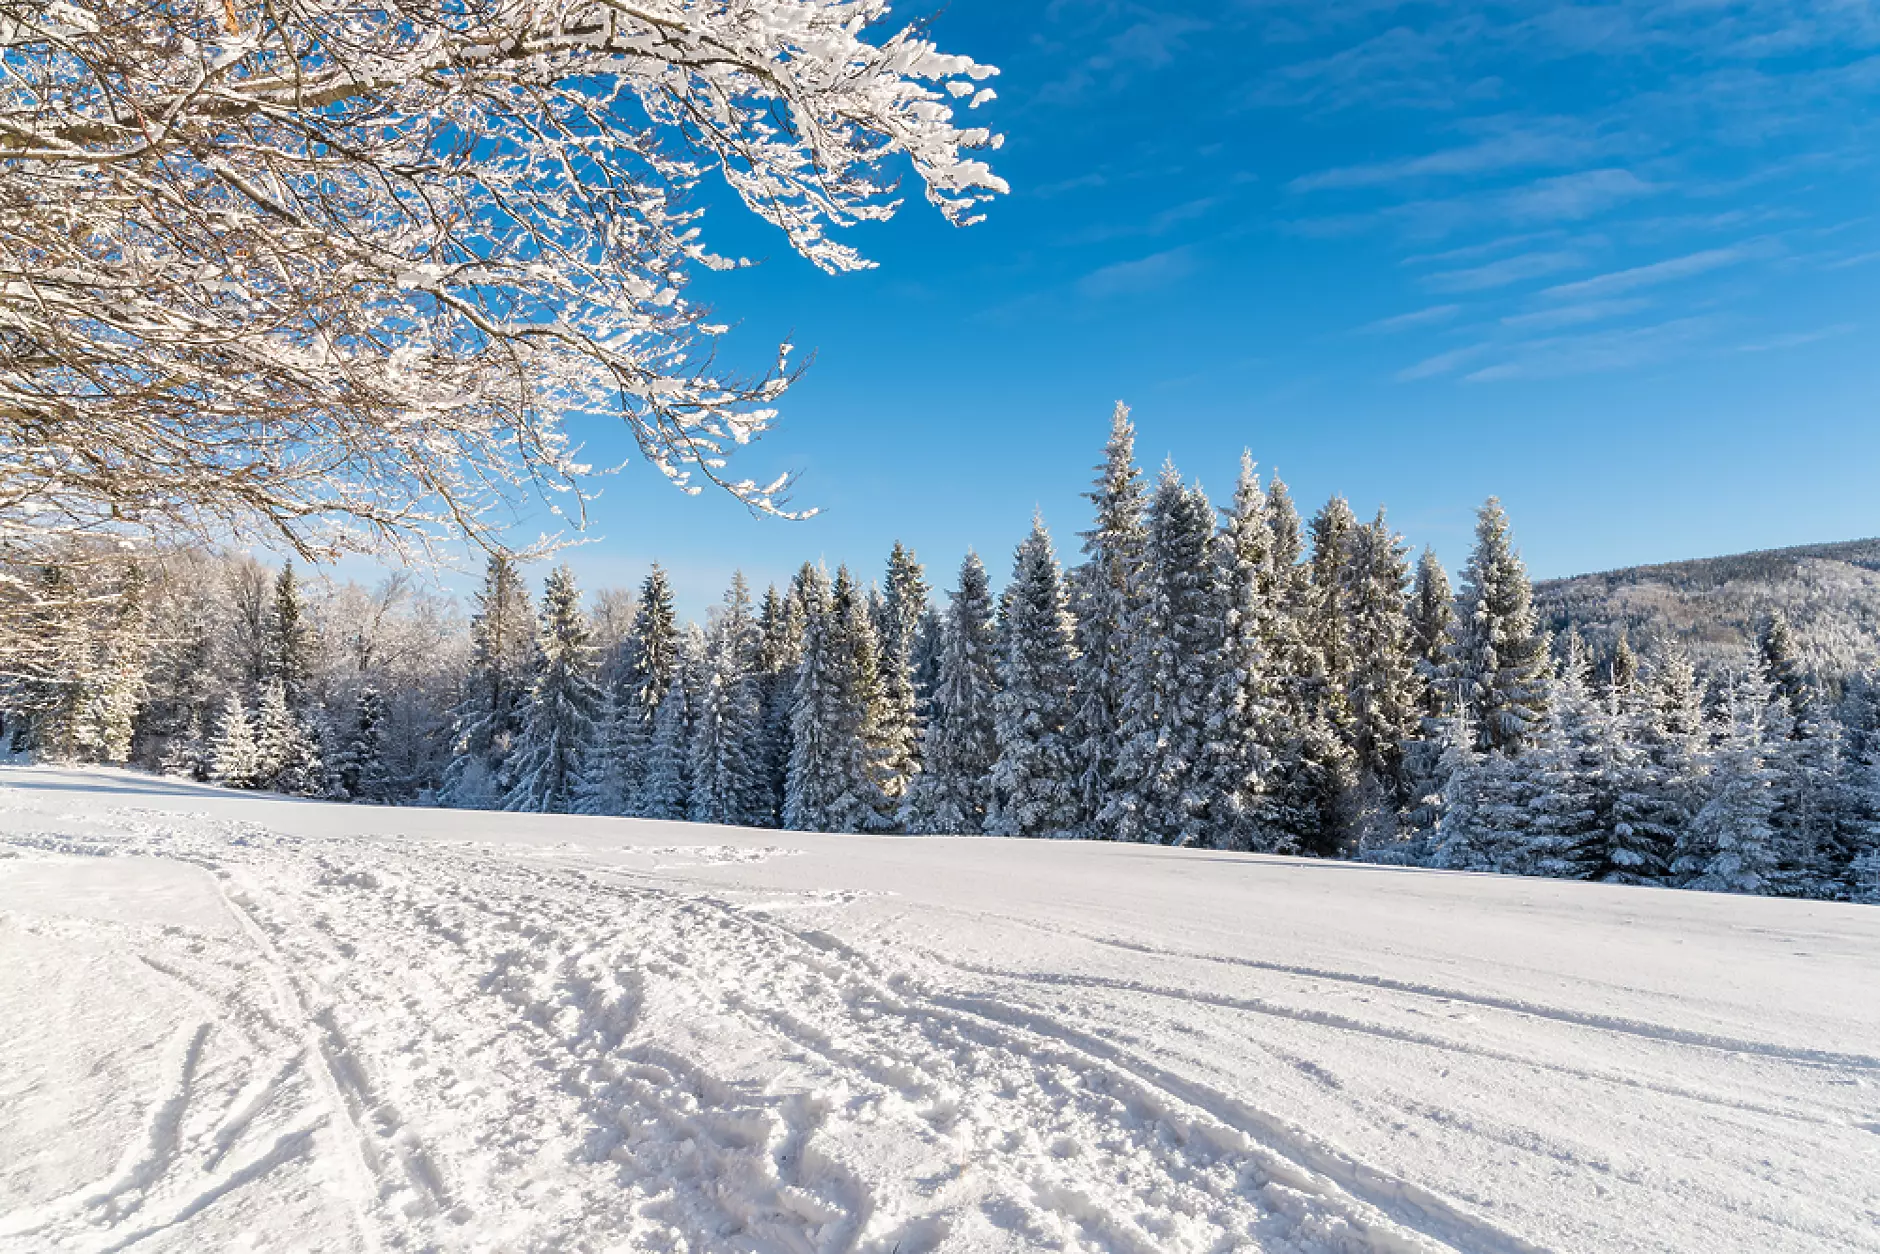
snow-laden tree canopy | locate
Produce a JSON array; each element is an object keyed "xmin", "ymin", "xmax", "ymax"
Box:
[{"xmin": 0, "ymin": 0, "xmax": 1004, "ymax": 561}]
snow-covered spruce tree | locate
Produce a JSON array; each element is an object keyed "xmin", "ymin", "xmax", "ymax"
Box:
[
  {"xmin": 902, "ymin": 553, "xmax": 1000, "ymax": 835},
  {"xmin": 270, "ymin": 561, "xmax": 316, "ymax": 710},
  {"xmin": 1105, "ymin": 466, "xmax": 1221, "ymax": 847},
  {"xmin": 838, "ymin": 569, "xmax": 897, "ymax": 830},
  {"xmin": 1599, "ymin": 645, "xmax": 1699, "ymax": 885},
  {"xmin": 1068, "ymin": 403, "xmax": 1148, "ymax": 838},
  {"xmin": 988, "ymin": 516, "xmax": 1082, "ymax": 838},
  {"xmin": 1256, "ymin": 475, "xmax": 1359, "ymax": 858},
  {"xmin": 1759, "ymin": 612, "xmax": 1811, "ymax": 725},
  {"xmin": 1427, "ymin": 708, "xmax": 1489, "ymax": 869},
  {"xmin": 333, "ymin": 687, "xmax": 391, "ymax": 804},
  {"xmin": 1446, "ymin": 498, "xmax": 1549, "ymax": 755},
  {"xmin": 1198, "ymin": 454, "xmax": 1282, "ymax": 851},
  {"xmin": 639, "ymin": 673, "xmax": 693, "ymax": 822},
  {"xmin": 1609, "ymin": 629, "xmax": 1640, "ymax": 695},
  {"xmin": 1306, "ymin": 495, "xmax": 1360, "ymax": 700},
  {"xmin": 439, "ymin": 554, "xmax": 535, "ymax": 809},
  {"xmin": 751, "ymin": 578, "xmax": 811, "ymax": 827},
  {"xmin": 690, "ymin": 575, "xmax": 768, "ymax": 827},
  {"xmin": 784, "ymin": 566, "xmax": 877, "ymax": 832},
  {"xmin": 1677, "ymin": 676, "xmax": 1782, "ymax": 894},
  {"xmin": 0, "ymin": 3, "xmax": 1006, "ymax": 575},
  {"xmin": 251, "ymin": 677, "xmax": 293, "ymax": 787},
  {"xmin": 81, "ymin": 564, "xmax": 150, "ymax": 764},
  {"xmin": 1342, "ymin": 511, "xmax": 1421, "ymax": 813},
  {"xmin": 877, "ymin": 542, "xmax": 931, "ymax": 804},
  {"xmin": 1409, "ymin": 548, "xmax": 1455, "ymax": 717},
  {"xmin": 1401, "ymin": 548, "xmax": 1457, "ymax": 835},
  {"xmin": 582, "ymin": 564, "xmax": 679, "ymax": 816},
  {"xmin": 503, "ymin": 567, "xmax": 602, "ymax": 815},
  {"xmin": 1520, "ymin": 647, "xmax": 1606, "ymax": 881},
  {"xmin": 209, "ymin": 693, "xmax": 260, "ymax": 790}
]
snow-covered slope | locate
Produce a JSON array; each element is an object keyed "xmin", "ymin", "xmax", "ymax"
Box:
[{"xmin": 1, "ymin": 767, "xmax": 1875, "ymax": 1254}]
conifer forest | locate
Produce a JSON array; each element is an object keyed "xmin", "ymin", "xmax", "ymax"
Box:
[{"xmin": 6, "ymin": 405, "xmax": 1876, "ymax": 905}]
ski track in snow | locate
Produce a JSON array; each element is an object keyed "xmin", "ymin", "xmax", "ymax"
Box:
[{"xmin": 1, "ymin": 770, "xmax": 1877, "ymax": 1253}]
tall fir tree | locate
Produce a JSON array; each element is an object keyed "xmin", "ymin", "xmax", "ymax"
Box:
[
  {"xmin": 1446, "ymin": 498, "xmax": 1549, "ymax": 755},
  {"xmin": 582, "ymin": 564, "xmax": 679, "ymax": 815},
  {"xmin": 690, "ymin": 575, "xmax": 768, "ymax": 827},
  {"xmin": 1408, "ymin": 548, "xmax": 1455, "ymax": 719},
  {"xmin": 1676, "ymin": 675, "xmax": 1782, "ymax": 894},
  {"xmin": 1068, "ymin": 403, "xmax": 1148, "ymax": 838},
  {"xmin": 1198, "ymin": 454, "xmax": 1283, "ymax": 850},
  {"xmin": 439, "ymin": 554, "xmax": 535, "ymax": 808},
  {"xmin": 1342, "ymin": 511, "xmax": 1421, "ymax": 812},
  {"xmin": 1105, "ymin": 466, "xmax": 1221, "ymax": 846},
  {"xmin": 333, "ymin": 687, "xmax": 391, "ymax": 803},
  {"xmin": 877, "ymin": 542, "xmax": 930, "ymax": 803},
  {"xmin": 503, "ymin": 567, "xmax": 602, "ymax": 814},
  {"xmin": 209, "ymin": 692, "xmax": 260, "ymax": 789},
  {"xmin": 784, "ymin": 566, "xmax": 883, "ymax": 832},
  {"xmin": 269, "ymin": 560, "xmax": 316, "ymax": 709},
  {"xmin": 1306, "ymin": 495, "xmax": 1359, "ymax": 698},
  {"xmin": 902, "ymin": 552, "xmax": 1000, "ymax": 835},
  {"xmin": 988, "ymin": 516, "xmax": 1082, "ymax": 838},
  {"xmin": 639, "ymin": 672, "xmax": 692, "ymax": 821}
]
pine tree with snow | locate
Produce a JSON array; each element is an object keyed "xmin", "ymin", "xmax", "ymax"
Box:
[
  {"xmin": 1426, "ymin": 709, "xmax": 1489, "ymax": 869},
  {"xmin": 1265, "ymin": 472, "xmax": 1304, "ymax": 574},
  {"xmin": 902, "ymin": 552, "xmax": 1000, "ymax": 835},
  {"xmin": 1195, "ymin": 454, "xmax": 1281, "ymax": 850},
  {"xmin": 1342, "ymin": 510, "xmax": 1420, "ymax": 811},
  {"xmin": 639, "ymin": 672, "xmax": 692, "ymax": 821},
  {"xmin": 1678, "ymin": 677, "xmax": 1782, "ymax": 895},
  {"xmin": 1306, "ymin": 495, "xmax": 1359, "ymax": 697},
  {"xmin": 439, "ymin": 554, "xmax": 535, "ymax": 809},
  {"xmin": 1068, "ymin": 403, "xmax": 1148, "ymax": 838},
  {"xmin": 1252, "ymin": 476, "xmax": 1359, "ymax": 858},
  {"xmin": 784, "ymin": 566, "xmax": 881, "ymax": 832},
  {"xmin": 689, "ymin": 575, "xmax": 768, "ymax": 827},
  {"xmin": 333, "ymin": 687, "xmax": 391, "ymax": 803},
  {"xmin": 876, "ymin": 542, "xmax": 930, "ymax": 803},
  {"xmin": 988, "ymin": 516, "xmax": 1082, "ymax": 838},
  {"xmin": 503, "ymin": 567, "xmax": 602, "ymax": 814},
  {"xmin": 581, "ymin": 564, "xmax": 679, "ymax": 816},
  {"xmin": 1522, "ymin": 650, "xmax": 1606, "ymax": 881},
  {"xmin": 1758, "ymin": 611, "xmax": 1810, "ymax": 724},
  {"xmin": 1105, "ymin": 466, "xmax": 1222, "ymax": 846},
  {"xmin": 269, "ymin": 560, "xmax": 316, "ymax": 710},
  {"xmin": 251, "ymin": 677, "xmax": 293, "ymax": 786},
  {"xmin": 1446, "ymin": 498, "xmax": 1549, "ymax": 755},
  {"xmin": 82, "ymin": 564, "xmax": 149, "ymax": 763},
  {"xmin": 1409, "ymin": 548, "xmax": 1455, "ymax": 719},
  {"xmin": 749, "ymin": 578, "xmax": 809, "ymax": 827},
  {"xmin": 209, "ymin": 692, "xmax": 260, "ymax": 789},
  {"xmin": 1609, "ymin": 629, "xmax": 1640, "ymax": 695}
]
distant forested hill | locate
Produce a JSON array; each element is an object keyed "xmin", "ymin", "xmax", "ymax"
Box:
[{"xmin": 1534, "ymin": 538, "xmax": 1880, "ymax": 686}]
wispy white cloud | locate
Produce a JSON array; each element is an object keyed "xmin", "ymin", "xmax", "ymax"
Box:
[
  {"xmin": 1077, "ymin": 246, "xmax": 1196, "ymax": 298},
  {"xmin": 1539, "ymin": 242, "xmax": 1775, "ymax": 301},
  {"xmin": 1362, "ymin": 303, "xmax": 1463, "ymax": 333},
  {"xmin": 1396, "ymin": 343, "xmax": 1491, "ymax": 382},
  {"xmin": 1498, "ymin": 169, "xmax": 1658, "ymax": 221},
  {"xmin": 1427, "ymin": 249, "xmax": 1590, "ymax": 292},
  {"xmin": 1290, "ymin": 129, "xmax": 1594, "ymax": 193},
  {"xmin": 1463, "ymin": 316, "xmax": 1717, "ymax": 381},
  {"xmin": 1501, "ymin": 297, "xmax": 1651, "ymax": 330},
  {"xmin": 1734, "ymin": 323, "xmax": 1856, "ymax": 352}
]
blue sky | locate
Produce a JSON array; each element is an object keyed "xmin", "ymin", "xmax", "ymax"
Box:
[{"xmin": 536, "ymin": 0, "xmax": 1880, "ymax": 615}]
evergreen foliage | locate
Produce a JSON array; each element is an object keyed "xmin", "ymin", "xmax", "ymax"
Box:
[
  {"xmin": 902, "ymin": 552, "xmax": 1000, "ymax": 834},
  {"xmin": 1448, "ymin": 498, "xmax": 1550, "ymax": 755},
  {"xmin": 988, "ymin": 516, "xmax": 1081, "ymax": 838},
  {"xmin": 502, "ymin": 567, "xmax": 601, "ymax": 815}
]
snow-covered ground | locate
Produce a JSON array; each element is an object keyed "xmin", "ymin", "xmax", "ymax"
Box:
[{"xmin": 1, "ymin": 767, "xmax": 1875, "ymax": 1254}]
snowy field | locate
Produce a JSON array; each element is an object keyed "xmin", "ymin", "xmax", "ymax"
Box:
[{"xmin": 1, "ymin": 767, "xmax": 1876, "ymax": 1254}]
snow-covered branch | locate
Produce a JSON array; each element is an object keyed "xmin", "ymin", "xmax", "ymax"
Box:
[{"xmin": 0, "ymin": 0, "xmax": 1005, "ymax": 561}]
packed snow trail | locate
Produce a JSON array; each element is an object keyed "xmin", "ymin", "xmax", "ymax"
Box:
[{"xmin": 1, "ymin": 768, "xmax": 1877, "ymax": 1253}]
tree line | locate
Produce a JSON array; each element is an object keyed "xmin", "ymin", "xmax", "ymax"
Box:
[{"xmin": 4, "ymin": 405, "xmax": 1876, "ymax": 903}]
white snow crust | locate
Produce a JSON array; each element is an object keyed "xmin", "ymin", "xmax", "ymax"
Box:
[{"xmin": 1, "ymin": 765, "xmax": 1876, "ymax": 1253}]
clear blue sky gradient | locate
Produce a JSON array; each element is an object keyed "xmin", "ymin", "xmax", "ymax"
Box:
[{"xmin": 507, "ymin": 1, "xmax": 1880, "ymax": 616}]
